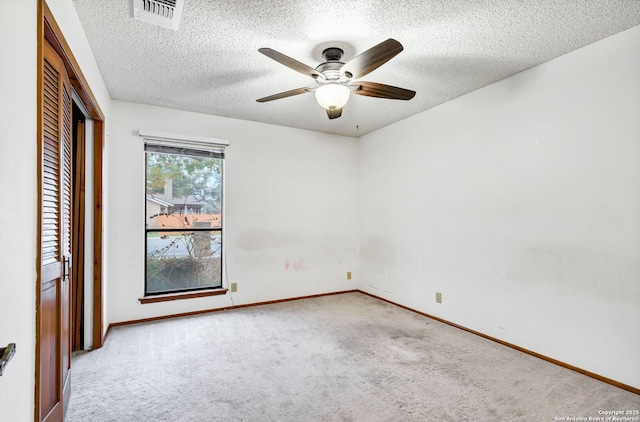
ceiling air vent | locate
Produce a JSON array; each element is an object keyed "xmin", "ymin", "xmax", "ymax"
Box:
[{"xmin": 132, "ymin": 0, "xmax": 184, "ymax": 30}]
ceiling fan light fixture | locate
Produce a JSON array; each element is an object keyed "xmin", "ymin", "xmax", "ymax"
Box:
[
  {"xmin": 315, "ymin": 84, "xmax": 350, "ymax": 111},
  {"xmin": 257, "ymin": 39, "xmax": 415, "ymax": 120}
]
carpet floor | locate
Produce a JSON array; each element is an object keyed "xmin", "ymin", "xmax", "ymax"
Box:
[{"xmin": 66, "ymin": 292, "xmax": 640, "ymax": 421}]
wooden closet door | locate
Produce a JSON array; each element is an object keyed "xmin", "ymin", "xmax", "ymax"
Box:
[{"xmin": 39, "ymin": 39, "xmax": 72, "ymax": 422}]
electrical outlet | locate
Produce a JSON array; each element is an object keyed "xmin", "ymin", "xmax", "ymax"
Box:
[
  {"xmin": 230, "ymin": 282, "xmax": 237, "ymax": 293},
  {"xmin": 346, "ymin": 272, "xmax": 352, "ymax": 280},
  {"xmin": 435, "ymin": 292, "xmax": 442, "ymax": 304}
]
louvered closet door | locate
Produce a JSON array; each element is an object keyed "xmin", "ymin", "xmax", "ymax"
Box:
[{"xmin": 39, "ymin": 40, "xmax": 72, "ymax": 422}]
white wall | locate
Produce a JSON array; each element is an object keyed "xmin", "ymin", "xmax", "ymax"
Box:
[
  {"xmin": 358, "ymin": 25, "xmax": 640, "ymax": 388},
  {"xmin": 107, "ymin": 101, "xmax": 359, "ymax": 323},
  {"xmin": 0, "ymin": 2, "xmax": 38, "ymax": 420},
  {"xmin": 0, "ymin": 1, "xmax": 110, "ymax": 419}
]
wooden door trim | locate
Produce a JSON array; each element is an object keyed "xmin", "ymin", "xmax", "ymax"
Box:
[
  {"xmin": 41, "ymin": 3, "xmax": 104, "ymax": 121},
  {"xmin": 91, "ymin": 119, "xmax": 104, "ymax": 350}
]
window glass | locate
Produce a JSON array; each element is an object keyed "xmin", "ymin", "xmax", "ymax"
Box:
[{"xmin": 145, "ymin": 146, "xmax": 223, "ymax": 295}]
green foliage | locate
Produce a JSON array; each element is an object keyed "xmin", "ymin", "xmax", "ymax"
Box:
[
  {"xmin": 146, "ymin": 231, "xmax": 222, "ymax": 294},
  {"xmin": 146, "ymin": 251, "xmax": 222, "ymax": 293},
  {"xmin": 146, "ymin": 152, "xmax": 222, "ymax": 212}
]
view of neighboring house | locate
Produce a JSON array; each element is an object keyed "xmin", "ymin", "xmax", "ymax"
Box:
[
  {"xmin": 146, "ymin": 179, "xmax": 221, "ymax": 228},
  {"xmin": 145, "ymin": 195, "xmax": 173, "ymax": 226}
]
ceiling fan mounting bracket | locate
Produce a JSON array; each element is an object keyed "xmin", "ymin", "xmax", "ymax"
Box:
[
  {"xmin": 322, "ymin": 47, "xmax": 344, "ymax": 62},
  {"xmin": 314, "ymin": 48, "xmax": 348, "ymax": 83},
  {"xmin": 311, "ymin": 41, "xmax": 356, "ymax": 62}
]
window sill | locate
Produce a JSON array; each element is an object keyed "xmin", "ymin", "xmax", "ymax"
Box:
[{"xmin": 139, "ymin": 288, "xmax": 228, "ymax": 304}]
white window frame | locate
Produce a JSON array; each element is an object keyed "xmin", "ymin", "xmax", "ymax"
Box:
[{"xmin": 139, "ymin": 129, "xmax": 229, "ymax": 297}]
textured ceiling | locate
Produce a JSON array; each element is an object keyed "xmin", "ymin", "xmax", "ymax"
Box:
[{"xmin": 71, "ymin": 0, "xmax": 640, "ymax": 137}]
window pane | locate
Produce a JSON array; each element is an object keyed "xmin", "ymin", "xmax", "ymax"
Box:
[
  {"xmin": 146, "ymin": 230, "xmax": 222, "ymax": 294},
  {"xmin": 146, "ymin": 152, "xmax": 222, "ymax": 230},
  {"xmin": 145, "ymin": 148, "xmax": 223, "ymax": 295}
]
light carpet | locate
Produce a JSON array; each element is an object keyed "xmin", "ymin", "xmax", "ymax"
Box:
[{"xmin": 66, "ymin": 292, "xmax": 640, "ymax": 421}]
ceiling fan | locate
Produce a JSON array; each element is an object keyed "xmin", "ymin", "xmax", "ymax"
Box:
[{"xmin": 256, "ymin": 39, "xmax": 416, "ymax": 119}]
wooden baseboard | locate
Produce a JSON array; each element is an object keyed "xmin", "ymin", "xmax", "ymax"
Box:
[
  {"xmin": 103, "ymin": 288, "xmax": 638, "ymax": 395},
  {"xmin": 107, "ymin": 289, "xmax": 358, "ymax": 330},
  {"xmin": 358, "ymin": 290, "xmax": 640, "ymax": 396}
]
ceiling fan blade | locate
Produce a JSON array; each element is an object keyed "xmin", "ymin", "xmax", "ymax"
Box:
[
  {"xmin": 341, "ymin": 39, "xmax": 404, "ymax": 79},
  {"xmin": 353, "ymin": 81, "xmax": 416, "ymax": 100},
  {"xmin": 259, "ymin": 48, "xmax": 324, "ymax": 79},
  {"xmin": 326, "ymin": 107, "xmax": 343, "ymax": 119},
  {"xmin": 256, "ymin": 87, "xmax": 312, "ymax": 102}
]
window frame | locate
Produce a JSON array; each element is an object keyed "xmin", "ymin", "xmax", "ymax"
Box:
[{"xmin": 141, "ymin": 132, "xmax": 228, "ymax": 298}]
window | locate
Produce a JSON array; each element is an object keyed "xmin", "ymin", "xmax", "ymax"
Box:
[{"xmin": 144, "ymin": 140, "xmax": 224, "ymax": 296}]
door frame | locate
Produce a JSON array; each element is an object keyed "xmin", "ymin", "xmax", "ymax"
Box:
[{"xmin": 36, "ymin": 1, "xmax": 105, "ymax": 419}]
